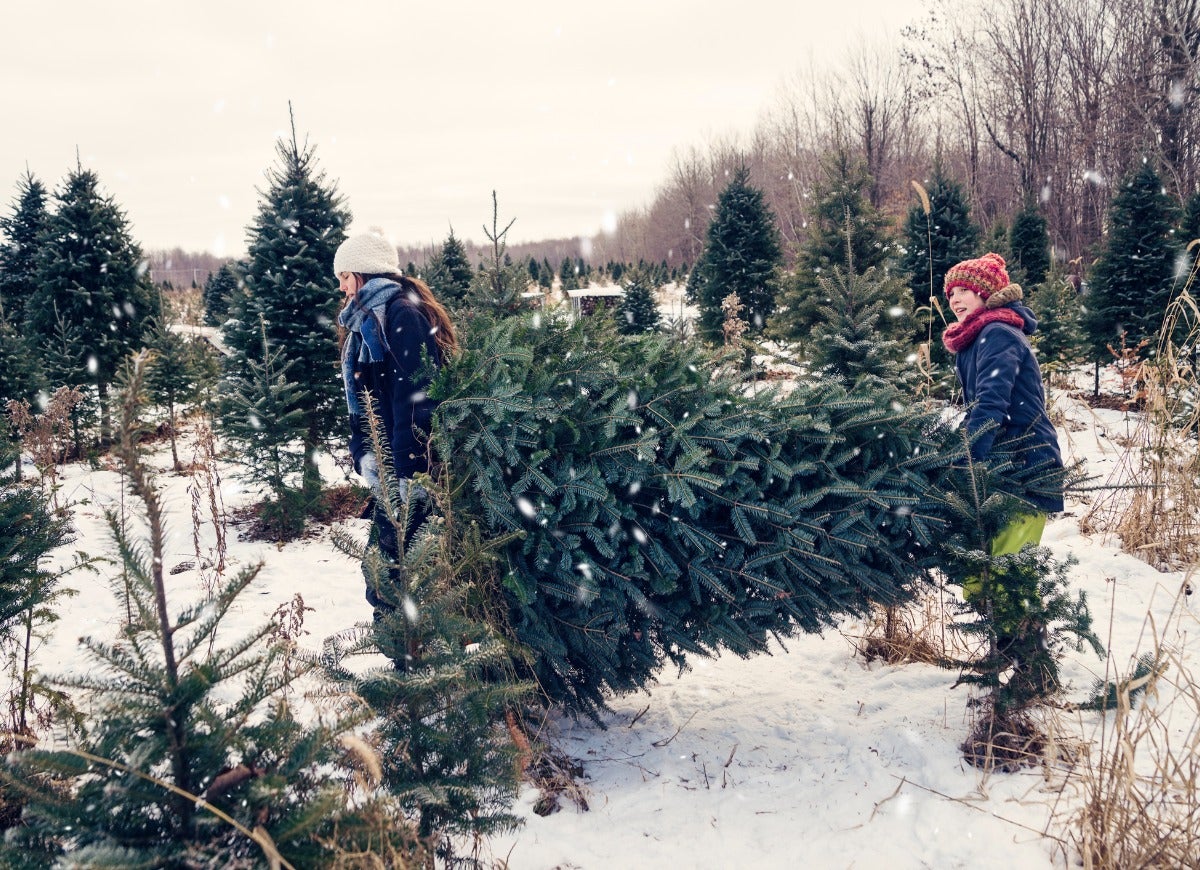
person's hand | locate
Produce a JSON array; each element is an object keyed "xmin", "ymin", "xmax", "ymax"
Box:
[{"xmin": 359, "ymin": 451, "xmax": 381, "ymax": 493}]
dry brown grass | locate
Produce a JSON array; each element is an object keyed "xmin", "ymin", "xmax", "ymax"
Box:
[
  {"xmin": 960, "ymin": 706, "xmax": 1056, "ymax": 773},
  {"xmin": 851, "ymin": 592, "xmax": 973, "ymax": 666},
  {"xmin": 1081, "ymin": 282, "xmax": 1200, "ymax": 571},
  {"xmin": 1066, "ymin": 586, "xmax": 1199, "ymax": 868}
]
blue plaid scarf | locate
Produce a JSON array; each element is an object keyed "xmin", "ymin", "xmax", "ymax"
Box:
[{"xmin": 338, "ymin": 277, "xmax": 401, "ymax": 417}]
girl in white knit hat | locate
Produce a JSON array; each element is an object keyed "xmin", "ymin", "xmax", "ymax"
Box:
[{"xmin": 334, "ymin": 230, "xmax": 458, "ymax": 618}]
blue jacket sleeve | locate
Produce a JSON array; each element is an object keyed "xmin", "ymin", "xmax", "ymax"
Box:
[
  {"xmin": 965, "ymin": 325, "xmax": 1023, "ymax": 460},
  {"xmin": 382, "ymin": 301, "xmax": 439, "ymax": 477}
]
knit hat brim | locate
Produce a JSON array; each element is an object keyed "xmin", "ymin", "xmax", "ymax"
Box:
[{"xmin": 334, "ymin": 232, "xmax": 399, "ymax": 276}]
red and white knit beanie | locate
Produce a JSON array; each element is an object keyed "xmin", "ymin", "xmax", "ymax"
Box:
[{"xmin": 943, "ymin": 252, "xmax": 1010, "ymax": 301}]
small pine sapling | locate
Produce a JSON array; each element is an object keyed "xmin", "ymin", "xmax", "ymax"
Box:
[
  {"xmin": 617, "ymin": 268, "xmax": 662, "ymax": 335},
  {"xmin": 325, "ymin": 393, "xmax": 531, "ymax": 862},
  {"xmin": 143, "ymin": 313, "xmax": 203, "ymax": 472},
  {"xmin": 0, "ymin": 436, "xmax": 89, "ymax": 832},
  {"xmin": 935, "ymin": 434, "xmax": 1103, "ymax": 770},
  {"xmin": 806, "ymin": 263, "xmax": 916, "ymax": 389},
  {"xmin": 0, "ymin": 352, "xmax": 425, "ymax": 867},
  {"xmin": 217, "ymin": 318, "xmax": 310, "ymax": 540},
  {"xmin": 465, "ymin": 193, "xmax": 535, "ymax": 315}
]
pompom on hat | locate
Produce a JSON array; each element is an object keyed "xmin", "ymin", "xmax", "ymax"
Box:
[
  {"xmin": 333, "ymin": 230, "xmax": 399, "ymax": 277},
  {"xmin": 943, "ymin": 252, "xmax": 1013, "ymax": 302}
]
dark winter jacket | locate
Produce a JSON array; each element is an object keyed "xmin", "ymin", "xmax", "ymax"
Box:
[
  {"xmin": 341, "ymin": 279, "xmax": 442, "ymax": 480},
  {"xmin": 953, "ymin": 297, "xmax": 1065, "ymax": 513}
]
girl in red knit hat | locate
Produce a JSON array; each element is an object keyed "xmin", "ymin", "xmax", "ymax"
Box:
[{"xmin": 942, "ymin": 252, "xmax": 1064, "ymax": 663}]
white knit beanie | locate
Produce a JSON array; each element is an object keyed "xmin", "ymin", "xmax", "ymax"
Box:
[{"xmin": 333, "ymin": 231, "xmax": 399, "ymax": 276}]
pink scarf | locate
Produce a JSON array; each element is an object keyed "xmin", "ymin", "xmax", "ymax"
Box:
[{"xmin": 941, "ymin": 307, "xmax": 1025, "ymax": 354}]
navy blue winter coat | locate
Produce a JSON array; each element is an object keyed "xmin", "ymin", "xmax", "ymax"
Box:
[
  {"xmin": 346, "ymin": 292, "xmax": 442, "ymax": 481},
  {"xmin": 954, "ymin": 301, "xmax": 1065, "ymax": 513}
]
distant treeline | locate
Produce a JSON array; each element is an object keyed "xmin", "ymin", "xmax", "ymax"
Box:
[{"xmin": 145, "ymin": 248, "xmax": 232, "ymax": 288}]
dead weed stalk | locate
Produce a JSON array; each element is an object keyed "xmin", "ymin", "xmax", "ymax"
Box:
[
  {"xmin": 1068, "ymin": 584, "xmax": 1199, "ymax": 868},
  {"xmin": 1081, "ymin": 279, "xmax": 1200, "ymax": 570}
]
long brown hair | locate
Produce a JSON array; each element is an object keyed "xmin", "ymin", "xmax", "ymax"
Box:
[
  {"xmin": 338, "ymin": 272, "xmax": 459, "ymax": 361},
  {"xmin": 396, "ymin": 274, "xmax": 459, "ymax": 360}
]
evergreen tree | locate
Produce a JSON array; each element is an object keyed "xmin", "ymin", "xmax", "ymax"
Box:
[
  {"xmin": 616, "ymin": 268, "xmax": 662, "ymax": 334},
  {"xmin": 36, "ymin": 308, "xmax": 98, "ymax": 456},
  {"xmin": 143, "ymin": 313, "xmax": 202, "ymax": 472},
  {"xmin": 807, "ymin": 265, "xmax": 915, "ymax": 386},
  {"xmin": 1028, "ymin": 274, "xmax": 1088, "ymax": 373},
  {"xmin": 540, "ymin": 257, "xmax": 554, "ymax": 290},
  {"xmin": 803, "ymin": 150, "xmax": 894, "ymax": 276},
  {"xmin": 1179, "ymin": 189, "xmax": 1200, "ymax": 247},
  {"xmin": 0, "ymin": 170, "xmax": 49, "ymax": 328},
  {"xmin": 432, "ymin": 312, "xmax": 965, "ymax": 717},
  {"xmin": 464, "ymin": 194, "xmax": 532, "ymax": 314},
  {"xmin": 1008, "ymin": 202, "xmax": 1050, "ymax": 286},
  {"xmin": 693, "ymin": 165, "xmax": 782, "ymax": 341},
  {"xmin": 774, "ymin": 153, "xmax": 895, "ymax": 347},
  {"xmin": 424, "ymin": 228, "xmax": 474, "ymax": 305},
  {"xmin": 218, "ymin": 322, "xmax": 310, "ymax": 540},
  {"xmin": 1, "ymin": 358, "xmax": 426, "ymax": 867},
  {"xmin": 201, "ymin": 261, "xmax": 240, "ymax": 326},
  {"xmin": 24, "ymin": 162, "xmax": 158, "ymax": 442},
  {"xmin": 326, "ymin": 395, "xmax": 528, "ymax": 858},
  {"xmin": 1084, "ymin": 160, "xmax": 1179, "ymax": 361},
  {"xmin": 0, "ymin": 317, "xmax": 43, "ymax": 412},
  {"xmin": 902, "ymin": 166, "xmax": 980, "ymax": 313},
  {"xmin": 222, "ymin": 111, "xmax": 350, "ymax": 496},
  {"xmin": 559, "ymin": 256, "xmax": 580, "ymax": 292},
  {"xmin": 933, "ymin": 441, "xmax": 1101, "ymax": 769},
  {"xmin": 0, "ymin": 438, "xmax": 76, "ymax": 740}
]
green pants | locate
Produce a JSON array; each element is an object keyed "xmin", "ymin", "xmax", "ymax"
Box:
[{"xmin": 963, "ymin": 513, "xmax": 1047, "ymax": 632}]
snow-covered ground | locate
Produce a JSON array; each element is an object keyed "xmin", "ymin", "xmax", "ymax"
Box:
[{"xmin": 28, "ymin": 342, "xmax": 1199, "ymax": 869}]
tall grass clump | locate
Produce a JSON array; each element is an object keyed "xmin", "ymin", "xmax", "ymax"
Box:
[
  {"xmin": 1069, "ymin": 584, "xmax": 1199, "ymax": 867},
  {"xmin": 1081, "ymin": 259, "xmax": 1200, "ymax": 569}
]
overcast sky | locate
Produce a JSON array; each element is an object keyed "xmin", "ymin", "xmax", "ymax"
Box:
[{"xmin": 3, "ymin": 1, "xmax": 926, "ymax": 258}]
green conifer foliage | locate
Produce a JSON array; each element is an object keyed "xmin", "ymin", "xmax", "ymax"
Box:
[
  {"xmin": 803, "ymin": 151, "xmax": 894, "ymax": 275},
  {"xmin": 465, "ymin": 195, "xmax": 533, "ymax": 314},
  {"xmin": 424, "ymin": 228, "xmax": 474, "ymax": 305},
  {"xmin": 218, "ymin": 323, "xmax": 310, "ymax": 539},
  {"xmin": 617, "ymin": 269, "xmax": 662, "ymax": 334},
  {"xmin": 559, "ymin": 256, "xmax": 580, "ymax": 292},
  {"xmin": 1179, "ymin": 190, "xmax": 1200, "ymax": 246},
  {"xmin": 901, "ymin": 166, "xmax": 980, "ymax": 312},
  {"xmin": 773, "ymin": 153, "xmax": 893, "ymax": 347},
  {"xmin": 1008, "ymin": 202, "xmax": 1051, "ymax": 286},
  {"xmin": 0, "ymin": 317, "xmax": 43, "ymax": 411},
  {"xmin": 1085, "ymin": 160, "xmax": 1180, "ymax": 361},
  {"xmin": 431, "ymin": 312, "xmax": 964, "ymax": 717},
  {"xmin": 0, "ymin": 170, "xmax": 49, "ymax": 327},
  {"xmin": 1028, "ymin": 275, "xmax": 1088, "ymax": 372},
  {"xmin": 36, "ymin": 311, "xmax": 97, "ymax": 456},
  {"xmin": 933, "ymin": 444, "xmax": 1101, "ymax": 768},
  {"xmin": 327, "ymin": 396, "xmax": 529, "ymax": 856},
  {"xmin": 1, "ymin": 356, "xmax": 427, "ymax": 867},
  {"xmin": 223, "ymin": 115, "xmax": 350, "ymax": 493},
  {"xmin": 144, "ymin": 314, "xmax": 203, "ymax": 472},
  {"xmin": 201, "ymin": 262, "xmax": 240, "ymax": 326},
  {"xmin": 693, "ymin": 165, "xmax": 782, "ymax": 341},
  {"xmin": 24, "ymin": 164, "xmax": 157, "ymax": 441},
  {"xmin": 807, "ymin": 265, "xmax": 914, "ymax": 386},
  {"xmin": 0, "ymin": 442, "xmax": 76, "ymax": 739}
]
